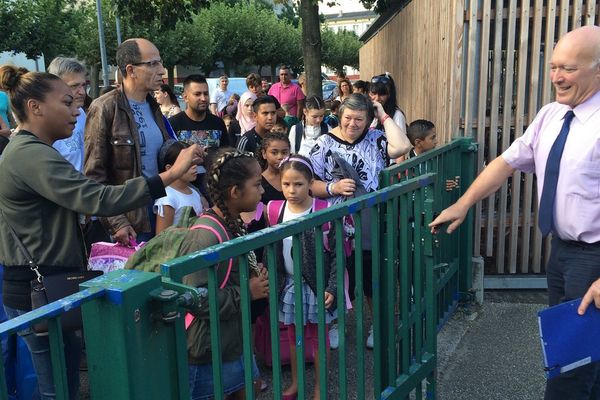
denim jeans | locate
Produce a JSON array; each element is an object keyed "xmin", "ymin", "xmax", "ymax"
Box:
[
  {"xmin": 189, "ymin": 354, "xmax": 260, "ymax": 400},
  {"xmin": 3, "ymin": 306, "xmax": 81, "ymax": 400},
  {"xmin": 544, "ymin": 237, "xmax": 600, "ymax": 400}
]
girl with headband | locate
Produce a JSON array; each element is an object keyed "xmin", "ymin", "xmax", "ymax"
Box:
[
  {"xmin": 181, "ymin": 147, "xmax": 269, "ymax": 399},
  {"xmin": 265, "ymin": 154, "xmax": 338, "ymax": 400}
]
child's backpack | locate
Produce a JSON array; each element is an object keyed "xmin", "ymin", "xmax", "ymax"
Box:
[
  {"xmin": 292, "ymin": 121, "xmax": 330, "ymax": 153},
  {"xmin": 267, "ymin": 199, "xmax": 356, "ymax": 257},
  {"xmin": 253, "ymin": 310, "xmax": 315, "ymax": 367},
  {"xmin": 125, "ymin": 206, "xmax": 232, "ymax": 285},
  {"xmin": 266, "ymin": 198, "xmax": 331, "ymax": 249}
]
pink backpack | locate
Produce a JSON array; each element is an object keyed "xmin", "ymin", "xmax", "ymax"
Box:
[
  {"xmin": 184, "ymin": 213, "xmax": 233, "ymax": 329},
  {"xmin": 265, "ymin": 198, "xmax": 352, "ymax": 309},
  {"xmin": 266, "ymin": 198, "xmax": 332, "ymax": 249},
  {"xmin": 267, "ymin": 199, "xmax": 354, "ymax": 257}
]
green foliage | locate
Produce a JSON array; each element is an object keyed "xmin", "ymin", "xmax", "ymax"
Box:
[
  {"xmin": 321, "ymin": 28, "xmax": 361, "ymax": 75},
  {"xmin": 0, "ymin": 0, "xmax": 81, "ymax": 64},
  {"xmin": 73, "ymin": 0, "xmax": 119, "ymax": 68},
  {"xmin": 0, "ymin": 0, "xmax": 369, "ymax": 78},
  {"xmin": 276, "ymin": 1, "xmax": 301, "ymax": 28},
  {"xmin": 194, "ymin": 2, "xmax": 301, "ymax": 74},
  {"xmin": 363, "ymin": 0, "xmax": 396, "ymax": 14},
  {"xmin": 113, "ymin": 0, "xmax": 209, "ymax": 30},
  {"xmin": 126, "ymin": 16, "xmax": 215, "ymax": 71}
]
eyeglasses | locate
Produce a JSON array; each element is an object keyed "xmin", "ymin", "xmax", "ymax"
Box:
[
  {"xmin": 371, "ymin": 74, "xmax": 391, "ymax": 84},
  {"xmin": 131, "ymin": 59, "xmax": 163, "ymax": 68}
]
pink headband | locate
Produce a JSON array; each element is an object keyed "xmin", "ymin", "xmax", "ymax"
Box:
[{"xmin": 279, "ymin": 156, "xmax": 314, "ymax": 176}]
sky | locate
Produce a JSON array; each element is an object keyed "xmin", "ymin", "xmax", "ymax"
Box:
[{"xmin": 320, "ymin": 0, "xmax": 371, "ymax": 16}]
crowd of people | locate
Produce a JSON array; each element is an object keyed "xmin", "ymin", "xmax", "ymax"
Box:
[
  {"xmin": 0, "ymin": 36, "xmax": 439, "ymax": 400},
  {"xmin": 3, "ymin": 22, "xmax": 600, "ymax": 400}
]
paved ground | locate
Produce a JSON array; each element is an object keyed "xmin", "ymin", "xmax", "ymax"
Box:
[
  {"xmin": 80, "ymin": 290, "xmax": 549, "ymax": 399},
  {"xmin": 437, "ymin": 290, "xmax": 548, "ymax": 400},
  {"xmin": 257, "ymin": 308, "xmax": 375, "ymax": 399},
  {"xmin": 80, "ymin": 307, "xmax": 377, "ymax": 400}
]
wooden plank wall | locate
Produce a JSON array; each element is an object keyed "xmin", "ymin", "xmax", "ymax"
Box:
[
  {"xmin": 359, "ymin": 0, "xmax": 465, "ymax": 144},
  {"xmin": 464, "ymin": 0, "xmax": 598, "ymax": 275},
  {"xmin": 360, "ymin": 0, "xmax": 599, "ymax": 275}
]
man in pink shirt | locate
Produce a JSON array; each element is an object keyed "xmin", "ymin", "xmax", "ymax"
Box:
[
  {"xmin": 268, "ymin": 66, "xmax": 305, "ymax": 118},
  {"xmin": 431, "ymin": 25, "xmax": 600, "ymax": 399}
]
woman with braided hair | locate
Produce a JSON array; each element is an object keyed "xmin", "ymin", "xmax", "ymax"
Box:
[{"xmin": 179, "ymin": 147, "xmax": 269, "ymax": 400}]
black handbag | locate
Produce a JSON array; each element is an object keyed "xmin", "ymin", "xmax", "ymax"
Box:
[
  {"xmin": 29, "ymin": 270, "xmax": 102, "ymax": 335},
  {"xmin": 1, "ymin": 209, "xmax": 102, "ymax": 335}
]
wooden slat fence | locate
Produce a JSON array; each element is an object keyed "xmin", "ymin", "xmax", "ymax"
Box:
[
  {"xmin": 462, "ymin": 0, "xmax": 598, "ymax": 276},
  {"xmin": 361, "ymin": 0, "xmax": 599, "ymax": 277},
  {"xmin": 359, "ymin": 0, "xmax": 464, "ymax": 145}
]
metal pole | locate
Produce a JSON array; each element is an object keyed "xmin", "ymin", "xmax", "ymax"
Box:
[
  {"xmin": 116, "ymin": 15, "xmax": 122, "ymax": 45},
  {"xmin": 96, "ymin": 0, "xmax": 110, "ymax": 87}
]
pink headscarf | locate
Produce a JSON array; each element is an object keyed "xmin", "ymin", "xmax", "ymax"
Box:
[{"xmin": 236, "ymin": 91, "xmax": 257, "ymax": 134}]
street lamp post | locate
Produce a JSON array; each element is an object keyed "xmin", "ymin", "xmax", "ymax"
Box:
[
  {"xmin": 116, "ymin": 15, "xmax": 122, "ymax": 45},
  {"xmin": 96, "ymin": 0, "xmax": 110, "ymax": 87}
]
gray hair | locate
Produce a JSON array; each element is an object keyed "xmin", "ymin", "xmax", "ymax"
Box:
[
  {"xmin": 116, "ymin": 39, "xmax": 141, "ymax": 78},
  {"xmin": 339, "ymin": 93, "xmax": 375, "ymax": 122},
  {"xmin": 47, "ymin": 57, "xmax": 87, "ymax": 78}
]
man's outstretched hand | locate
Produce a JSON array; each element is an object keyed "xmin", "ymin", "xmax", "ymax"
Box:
[{"xmin": 428, "ymin": 202, "xmax": 469, "ymax": 234}]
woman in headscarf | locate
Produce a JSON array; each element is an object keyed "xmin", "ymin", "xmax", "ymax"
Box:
[{"xmin": 229, "ymin": 91, "xmax": 257, "ymax": 145}]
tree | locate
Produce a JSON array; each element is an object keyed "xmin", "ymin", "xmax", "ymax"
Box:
[
  {"xmin": 299, "ymin": 0, "xmax": 322, "ymax": 97},
  {"xmin": 71, "ymin": 0, "xmax": 120, "ymax": 97},
  {"xmin": 247, "ymin": 11, "xmax": 301, "ymax": 76},
  {"xmin": 126, "ymin": 17, "xmax": 215, "ymax": 86},
  {"xmin": 296, "ymin": 0, "xmax": 388, "ymax": 97},
  {"xmin": 359, "ymin": 0, "xmax": 398, "ymax": 14},
  {"xmin": 194, "ymin": 2, "xmax": 300, "ymax": 76},
  {"xmin": 113, "ymin": 0, "xmax": 209, "ymax": 29},
  {"xmin": 276, "ymin": 1, "xmax": 301, "ymax": 28},
  {"xmin": 194, "ymin": 2, "xmax": 256, "ymax": 75},
  {"xmin": 0, "ymin": 0, "xmax": 81, "ymax": 65},
  {"xmin": 321, "ymin": 29, "xmax": 361, "ymax": 76}
]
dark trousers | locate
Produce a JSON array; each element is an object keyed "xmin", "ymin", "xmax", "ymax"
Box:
[
  {"xmin": 347, "ymin": 250, "xmax": 373, "ymax": 301},
  {"xmin": 545, "ymin": 237, "xmax": 600, "ymax": 400}
]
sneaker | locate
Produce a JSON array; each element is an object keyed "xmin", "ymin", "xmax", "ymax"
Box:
[
  {"xmin": 329, "ymin": 323, "xmax": 339, "ymax": 349},
  {"xmin": 260, "ymin": 379, "xmax": 269, "ymax": 392},
  {"xmin": 366, "ymin": 325, "xmax": 374, "ymax": 349},
  {"xmin": 253, "ymin": 378, "xmax": 269, "ymax": 393}
]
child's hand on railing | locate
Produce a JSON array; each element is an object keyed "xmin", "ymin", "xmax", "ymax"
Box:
[
  {"xmin": 249, "ymin": 275, "xmax": 269, "ymax": 300},
  {"xmin": 324, "ymin": 292, "xmax": 334, "ymax": 309},
  {"xmin": 258, "ymin": 265, "xmax": 268, "ymax": 280}
]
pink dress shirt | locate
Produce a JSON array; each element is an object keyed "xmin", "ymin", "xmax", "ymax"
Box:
[
  {"xmin": 502, "ymin": 90, "xmax": 600, "ymax": 242},
  {"xmin": 268, "ymin": 82, "xmax": 305, "ymax": 116}
]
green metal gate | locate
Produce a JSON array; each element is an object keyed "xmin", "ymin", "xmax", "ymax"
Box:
[
  {"xmin": 0, "ymin": 137, "xmax": 476, "ymax": 400},
  {"xmin": 376, "ymin": 137, "xmax": 477, "ymax": 399}
]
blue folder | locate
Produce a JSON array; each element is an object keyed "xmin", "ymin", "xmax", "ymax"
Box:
[{"xmin": 538, "ymin": 298, "xmax": 600, "ymax": 378}]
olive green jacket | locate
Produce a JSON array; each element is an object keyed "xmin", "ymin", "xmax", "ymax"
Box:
[
  {"xmin": 179, "ymin": 213, "xmax": 243, "ymax": 365},
  {"xmin": 0, "ymin": 131, "xmax": 164, "ymax": 269}
]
